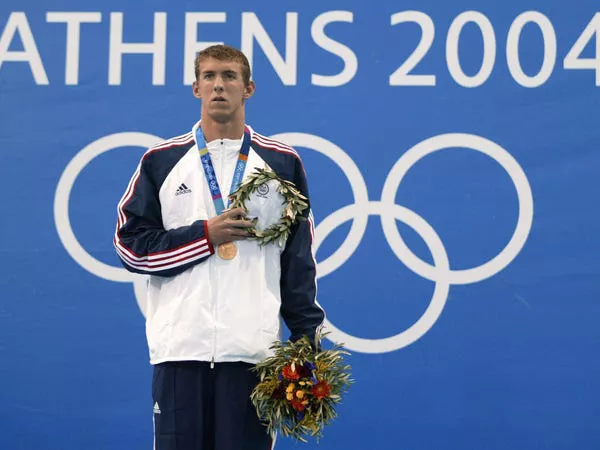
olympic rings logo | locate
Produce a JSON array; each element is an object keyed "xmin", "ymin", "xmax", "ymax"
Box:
[{"xmin": 54, "ymin": 132, "xmax": 534, "ymax": 354}]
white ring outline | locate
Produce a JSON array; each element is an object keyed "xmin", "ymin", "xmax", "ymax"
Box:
[
  {"xmin": 314, "ymin": 202, "xmax": 450, "ymax": 353},
  {"xmin": 381, "ymin": 133, "xmax": 533, "ymax": 285}
]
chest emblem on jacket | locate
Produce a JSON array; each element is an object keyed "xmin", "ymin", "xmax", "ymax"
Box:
[{"xmin": 256, "ymin": 183, "xmax": 269, "ymax": 198}]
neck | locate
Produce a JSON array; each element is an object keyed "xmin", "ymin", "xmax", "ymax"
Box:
[{"xmin": 200, "ymin": 114, "xmax": 245, "ymax": 142}]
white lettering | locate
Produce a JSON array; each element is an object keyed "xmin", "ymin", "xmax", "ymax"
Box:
[
  {"xmin": 311, "ymin": 11, "xmax": 357, "ymax": 87},
  {"xmin": 507, "ymin": 12, "xmax": 556, "ymax": 88},
  {"xmin": 183, "ymin": 12, "xmax": 226, "ymax": 85},
  {"xmin": 0, "ymin": 12, "xmax": 48, "ymax": 84},
  {"xmin": 563, "ymin": 13, "xmax": 600, "ymax": 85},
  {"xmin": 446, "ymin": 11, "xmax": 496, "ymax": 88},
  {"xmin": 108, "ymin": 12, "xmax": 167, "ymax": 85},
  {"xmin": 389, "ymin": 11, "xmax": 436, "ymax": 86},
  {"xmin": 47, "ymin": 12, "xmax": 102, "ymax": 85},
  {"xmin": 241, "ymin": 12, "xmax": 298, "ymax": 85}
]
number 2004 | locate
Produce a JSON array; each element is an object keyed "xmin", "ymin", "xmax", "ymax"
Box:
[{"xmin": 389, "ymin": 11, "xmax": 600, "ymax": 87}]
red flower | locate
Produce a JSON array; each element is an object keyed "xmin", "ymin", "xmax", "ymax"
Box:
[
  {"xmin": 290, "ymin": 399, "xmax": 307, "ymax": 411},
  {"xmin": 271, "ymin": 386, "xmax": 285, "ymax": 399},
  {"xmin": 282, "ymin": 364, "xmax": 300, "ymax": 380},
  {"xmin": 311, "ymin": 380, "xmax": 331, "ymax": 399}
]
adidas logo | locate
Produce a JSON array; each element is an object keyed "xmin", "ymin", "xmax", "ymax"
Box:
[
  {"xmin": 175, "ymin": 183, "xmax": 192, "ymax": 196},
  {"xmin": 153, "ymin": 402, "xmax": 161, "ymax": 414}
]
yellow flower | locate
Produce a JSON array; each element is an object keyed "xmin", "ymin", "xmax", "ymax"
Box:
[
  {"xmin": 296, "ymin": 390, "xmax": 305, "ymax": 399},
  {"xmin": 286, "ymin": 383, "xmax": 295, "ymax": 393},
  {"xmin": 299, "ymin": 381, "xmax": 306, "ymax": 386},
  {"xmin": 286, "ymin": 392, "xmax": 294, "ymax": 401}
]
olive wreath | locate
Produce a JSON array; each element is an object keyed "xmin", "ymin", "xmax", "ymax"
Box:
[{"xmin": 229, "ymin": 168, "xmax": 309, "ymax": 246}]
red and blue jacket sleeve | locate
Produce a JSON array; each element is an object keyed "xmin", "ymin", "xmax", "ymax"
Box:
[{"xmin": 113, "ymin": 146, "xmax": 214, "ymax": 277}]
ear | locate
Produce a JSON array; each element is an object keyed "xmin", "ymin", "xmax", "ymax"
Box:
[
  {"xmin": 192, "ymin": 81, "xmax": 202, "ymax": 99},
  {"xmin": 243, "ymin": 80, "xmax": 256, "ymax": 99}
]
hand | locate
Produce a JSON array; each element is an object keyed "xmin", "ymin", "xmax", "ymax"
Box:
[{"xmin": 206, "ymin": 207, "xmax": 253, "ymax": 246}]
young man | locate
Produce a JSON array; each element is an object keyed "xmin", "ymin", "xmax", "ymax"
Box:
[{"xmin": 114, "ymin": 45, "xmax": 325, "ymax": 450}]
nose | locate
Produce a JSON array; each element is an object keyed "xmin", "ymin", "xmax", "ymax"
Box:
[{"xmin": 213, "ymin": 75, "xmax": 224, "ymax": 92}]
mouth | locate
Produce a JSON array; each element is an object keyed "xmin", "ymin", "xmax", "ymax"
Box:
[{"xmin": 212, "ymin": 96, "xmax": 227, "ymax": 103}]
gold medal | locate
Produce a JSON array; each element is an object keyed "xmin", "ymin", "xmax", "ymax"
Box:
[{"xmin": 217, "ymin": 242, "xmax": 238, "ymax": 260}]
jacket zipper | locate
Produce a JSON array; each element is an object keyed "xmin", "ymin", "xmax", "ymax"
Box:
[{"xmin": 210, "ymin": 142, "xmax": 225, "ymax": 369}]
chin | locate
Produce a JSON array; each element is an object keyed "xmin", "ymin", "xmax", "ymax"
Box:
[{"xmin": 208, "ymin": 111, "xmax": 234, "ymax": 123}]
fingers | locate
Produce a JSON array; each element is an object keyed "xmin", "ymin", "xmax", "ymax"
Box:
[
  {"xmin": 228, "ymin": 223, "xmax": 253, "ymax": 235},
  {"xmin": 223, "ymin": 207, "xmax": 247, "ymax": 219},
  {"xmin": 228, "ymin": 230, "xmax": 251, "ymax": 239},
  {"xmin": 226, "ymin": 218, "xmax": 254, "ymax": 229}
]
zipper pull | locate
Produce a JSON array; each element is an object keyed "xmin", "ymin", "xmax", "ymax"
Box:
[{"xmin": 210, "ymin": 357, "xmax": 215, "ymax": 369}]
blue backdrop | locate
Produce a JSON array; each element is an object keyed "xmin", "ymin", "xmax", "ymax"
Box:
[{"xmin": 1, "ymin": 1, "xmax": 599, "ymax": 449}]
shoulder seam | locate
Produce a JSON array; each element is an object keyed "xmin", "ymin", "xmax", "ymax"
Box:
[
  {"xmin": 251, "ymin": 132, "xmax": 300, "ymax": 159},
  {"xmin": 145, "ymin": 132, "xmax": 195, "ymax": 158}
]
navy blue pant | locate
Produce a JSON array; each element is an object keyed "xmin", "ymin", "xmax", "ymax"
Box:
[{"xmin": 152, "ymin": 361, "xmax": 273, "ymax": 450}]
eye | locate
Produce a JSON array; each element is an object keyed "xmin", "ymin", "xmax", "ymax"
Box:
[{"xmin": 203, "ymin": 73, "xmax": 214, "ymax": 80}]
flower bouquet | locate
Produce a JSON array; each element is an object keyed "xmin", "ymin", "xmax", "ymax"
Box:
[{"xmin": 250, "ymin": 333, "xmax": 352, "ymax": 442}]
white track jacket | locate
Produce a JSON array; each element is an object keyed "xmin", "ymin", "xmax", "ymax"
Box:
[{"xmin": 114, "ymin": 122, "xmax": 325, "ymax": 365}]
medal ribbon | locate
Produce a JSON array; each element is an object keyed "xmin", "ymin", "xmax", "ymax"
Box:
[{"xmin": 196, "ymin": 126, "xmax": 251, "ymax": 215}]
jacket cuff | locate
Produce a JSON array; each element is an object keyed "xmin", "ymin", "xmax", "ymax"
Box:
[{"xmin": 203, "ymin": 221, "xmax": 215, "ymax": 254}]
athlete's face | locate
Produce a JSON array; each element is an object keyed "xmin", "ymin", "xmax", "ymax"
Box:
[{"xmin": 192, "ymin": 58, "xmax": 255, "ymax": 124}]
